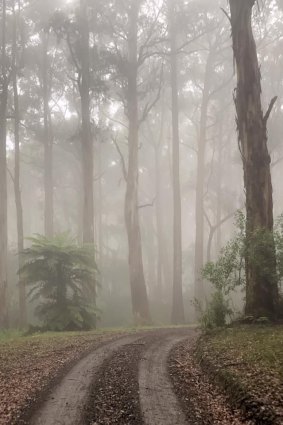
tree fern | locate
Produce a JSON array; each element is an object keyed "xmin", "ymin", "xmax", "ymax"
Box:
[{"xmin": 19, "ymin": 233, "xmax": 99, "ymax": 331}]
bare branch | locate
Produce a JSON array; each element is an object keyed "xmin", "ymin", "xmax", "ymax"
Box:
[
  {"xmin": 112, "ymin": 137, "xmax": 127, "ymax": 182},
  {"xmin": 264, "ymin": 96, "xmax": 277, "ymax": 124},
  {"xmin": 204, "ymin": 210, "xmax": 213, "ymax": 229},
  {"xmin": 7, "ymin": 167, "xmax": 15, "ymax": 183},
  {"xmin": 103, "ymin": 113, "xmax": 129, "ymax": 129},
  {"xmin": 220, "ymin": 7, "xmax": 231, "ymax": 24},
  {"xmin": 139, "ymin": 66, "xmax": 163, "ymax": 125}
]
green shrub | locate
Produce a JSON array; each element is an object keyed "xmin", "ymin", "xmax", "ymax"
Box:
[
  {"xmin": 203, "ymin": 211, "xmax": 246, "ymax": 295},
  {"xmin": 20, "ymin": 234, "xmax": 99, "ymax": 331},
  {"xmin": 201, "ymin": 211, "xmax": 283, "ymax": 324},
  {"xmin": 196, "ymin": 291, "xmax": 233, "ymax": 330}
]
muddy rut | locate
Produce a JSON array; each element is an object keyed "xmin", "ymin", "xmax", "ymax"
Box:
[
  {"xmin": 28, "ymin": 329, "xmax": 193, "ymax": 425},
  {"xmin": 27, "ymin": 328, "xmax": 257, "ymax": 425}
]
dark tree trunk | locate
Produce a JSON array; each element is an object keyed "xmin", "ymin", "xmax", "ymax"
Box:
[
  {"xmin": 125, "ymin": 0, "xmax": 151, "ymax": 325},
  {"xmin": 169, "ymin": 0, "xmax": 185, "ymax": 325},
  {"xmin": 194, "ymin": 51, "xmax": 212, "ymax": 306},
  {"xmin": 0, "ymin": 0, "xmax": 8, "ymax": 328},
  {"xmin": 229, "ymin": 0, "xmax": 278, "ymax": 317},
  {"xmin": 42, "ymin": 31, "xmax": 53, "ymax": 238},
  {"xmin": 79, "ymin": 0, "xmax": 94, "ymax": 246},
  {"xmin": 12, "ymin": 1, "xmax": 26, "ymax": 325}
]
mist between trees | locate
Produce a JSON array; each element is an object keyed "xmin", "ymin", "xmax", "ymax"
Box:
[{"xmin": 0, "ymin": 0, "xmax": 283, "ymax": 330}]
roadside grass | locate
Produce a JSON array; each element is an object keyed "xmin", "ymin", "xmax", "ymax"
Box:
[
  {"xmin": 0, "ymin": 323, "xmax": 196, "ymax": 344},
  {"xmin": 197, "ymin": 325, "xmax": 283, "ymax": 423},
  {"xmin": 0, "ymin": 329, "xmax": 22, "ymax": 342},
  {"xmin": 207, "ymin": 325, "xmax": 283, "ymax": 375}
]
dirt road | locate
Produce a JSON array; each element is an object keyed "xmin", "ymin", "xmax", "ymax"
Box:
[{"xmin": 28, "ymin": 328, "xmax": 248, "ymax": 425}]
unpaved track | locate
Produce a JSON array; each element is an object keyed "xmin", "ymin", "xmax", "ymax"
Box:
[
  {"xmin": 139, "ymin": 334, "xmax": 189, "ymax": 425},
  {"xmin": 29, "ymin": 329, "xmax": 196, "ymax": 425},
  {"xmin": 30, "ymin": 334, "xmax": 141, "ymax": 425},
  {"xmin": 84, "ymin": 328, "xmax": 195, "ymax": 424}
]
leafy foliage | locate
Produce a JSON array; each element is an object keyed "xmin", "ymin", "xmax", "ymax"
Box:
[
  {"xmin": 201, "ymin": 212, "xmax": 283, "ymax": 326},
  {"xmin": 20, "ymin": 234, "xmax": 98, "ymax": 331},
  {"xmin": 203, "ymin": 211, "xmax": 246, "ymax": 295},
  {"xmin": 195, "ymin": 291, "xmax": 233, "ymax": 330}
]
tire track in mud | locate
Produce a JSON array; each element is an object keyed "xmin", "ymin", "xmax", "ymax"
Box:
[
  {"xmin": 85, "ymin": 329, "xmax": 194, "ymax": 425},
  {"xmin": 29, "ymin": 329, "xmax": 196, "ymax": 425},
  {"xmin": 29, "ymin": 334, "xmax": 142, "ymax": 425},
  {"xmin": 84, "ymin": 335, "xmax": 156, "ymax": 424},
  {"xmin": 139, "ymin": 334, "xmax": 189, "ymax": 425}
]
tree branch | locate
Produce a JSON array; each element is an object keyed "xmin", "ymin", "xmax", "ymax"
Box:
[
  {"xmin": 112, "ymin": 137, "xmax": 127, "ymax": 182},
  {"xmin": 264, "ymin": 96, "xmax": 277, "ymax": 124}
]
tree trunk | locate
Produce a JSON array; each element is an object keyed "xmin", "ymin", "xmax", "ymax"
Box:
[
  {"xmin": 155, "ymin": 143, "xmax": 164, "ymax": 297},
  {"xmin": 79, "ymin": 0, "xmax": 94, "ymax": 246},
  {"xmin": 194, "ymin": 51, "xmax": 213, "ymax": 306},
  {"xmin": 125, "ymin": 0, "xmax": 151, "ymax": 325},
  {"xmin": 0, "ymin": 0, "xmax": 8, "ymax": 328},
  {"xmin": 154, "ymin": 102, "xmax": 171, "ymax": 302},
  {"xmin": 216, "ymin": 120, "xmax": 223, "ymax": 255},
  {"xmin": 12, "ymin": 0, "xmax": 26, "ymax": 325},
  {"xmin": 42, "ymin": 31, "xmax": 53, "ymax": 238},
  {"xmin": 96, "ymin": 140, "xmax": 103, "ymax": 272},
  {"xmin": 169, "ymin": 0, "xmax": 185, "ymax": 325},
  {"xmin": 78, "ymin": 0, "xmax": 96, "ymax": 326},
  {"xmin": 229, "ymin": 0, "xmax": 278, "ymax": 317}
]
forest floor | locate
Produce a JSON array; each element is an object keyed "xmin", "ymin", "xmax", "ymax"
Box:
[
  {"xmin": 193, "ymin": 325, "xmax": 283, "ymax": 424},
  {"xmin": 0, "ymin": 326, "xmax": 281, "ymax": 425},
  {"xmin": 14, "ymin": 327, "xmax": 250, "ymax": 425},
  {"xmin": 0, "ymin": 328, "xmax": 134, "ymax": 424}
]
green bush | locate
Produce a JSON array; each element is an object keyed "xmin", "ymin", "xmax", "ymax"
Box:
[
  {"xmin": 203, "ymin": 211, "xmax": 246, "ymax": 295},
  {"xmin": 201, "ymin": 211, "xmax": 283, "ymax": 324},
  {"xmin": 20, "ymin": 234, "xmax": 99, "ymax": 331},
  {"xmin": 196, "ymin": 291, "xmax": 233, "ymax": 330}
]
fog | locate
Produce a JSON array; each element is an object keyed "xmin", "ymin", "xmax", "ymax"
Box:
[{"xmin": 1, "ymin": 0, "xmax": 283, "ymax": 329}]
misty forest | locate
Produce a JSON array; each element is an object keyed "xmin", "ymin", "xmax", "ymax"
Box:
[{"xmin": 1, "ymin": 0, "xmax": 283, "ymax": 424}]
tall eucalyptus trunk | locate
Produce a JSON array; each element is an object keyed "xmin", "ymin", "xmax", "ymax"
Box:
[
  {"xmin": 12, "ymin": 0, "xmax": 26, "ymax": 325},
  {"xmin": 42, "ymin": 31, "xmax": 53, "ymax": 238},
  {"xmin": 169, "ymin": 0, "xmax": 185, "ymax": 324},
  {"xmin": 229, "ymin": 0, "xmax": 278, "ymax": 317},
  {"xmin": 0, "ymin": 0, "xmax": 8, "ymax": 328},
  {"xmin": 78, "ymin": 0, "xmax": 96, "ymax": 326},
  {"xmin": 194, "ymin": 50, "xmax": 213, "ymax": 306},
  {"xmin": 79, "ymin": 0, "xmax": 94, "ymax": 246},
  {"xmin": 125, "ymin": 0, "xmax": 151, "ymax": 325}
]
